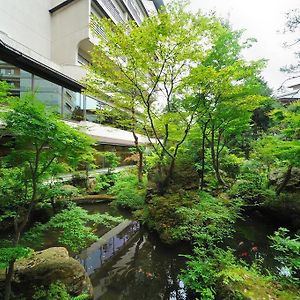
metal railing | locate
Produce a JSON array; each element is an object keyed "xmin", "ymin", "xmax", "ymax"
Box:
[
  {"xmin": 101, "ymin": 0, "xmax": 125, "ymax": 24},
  {"xmin": 91, "ymin": 21, "xmax": 107, "ymax": 39},
  {"xmin": 126, "ymin": 0, "xmax": 142, "ymax": 24}
]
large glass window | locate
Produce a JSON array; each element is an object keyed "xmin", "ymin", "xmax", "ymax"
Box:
[
  {"xmin": 0, "ymin": 59, "xmax": 111, "ymax": 125},
  {"xmin": 63, "ymin": 88, "xmax": 83, "ymax": 121},
  {"xmin": 0, "ymin": 60, "xmax": 23, "ymax": 96},
  {"xmin": 20, "ymin": 69, "xmax": 33, "ymax": 95},
  {"xmin": 33, "ymin": 75, "xmax": 62, "ymax": 112},
  {"xmin": 86, "ymin": 95, "xmax": 108, "ymax": 123}
]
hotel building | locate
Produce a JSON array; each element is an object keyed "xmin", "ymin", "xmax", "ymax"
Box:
[{"xmin": 0, "ymin": 0, "xmax": 164, "ymax": 160}]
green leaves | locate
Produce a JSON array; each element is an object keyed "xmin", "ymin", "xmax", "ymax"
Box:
[
  {"xmin": 23, "ymin": 205, "xmax": 123, "ymax": 253},
  {"xmin": 109, "ymin": 171, "xmax": 147, "ymax": 210},
  {"xmin": 270, "ymin": 228, "xmax": 300, "ymax": 284},
  {"xmin": 0, "ymin": 246, "xmax": 32, "ymax": 269}
]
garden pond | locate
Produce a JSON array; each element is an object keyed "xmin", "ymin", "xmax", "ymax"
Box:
[{"xmin": 77, "ymin": 203, "xmax": 284, "ymax": 300}]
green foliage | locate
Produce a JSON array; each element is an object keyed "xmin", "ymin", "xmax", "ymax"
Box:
[
  {"xmin": 32, "ymin": 281, "xmax": 89, "ymax": 300},
  {"xmin": 101, "ymin": 152, "xmax": 120, "ymax": 174},
  {"xmin": 182, "ymin": 241, "xmax": 300, "ymax": 300},
  {"xmin": 94, "ymin": 173, "xmax": 117, "ymax": 192},
  {"xmin": 22, "ymin": 205, "xmax": 123, "ymax": 252},
  {"xmin": 181, "ymin": 246, "xmax": 238, "ymax": 299},
  {"xmin": 270, "ymin": 228, "xmax": 300, "ymax": 284},
  {"xmin": 221, "ymin": 153, "xmax": 244, "ymax": 179},
  {"xmin": 86, "ymin": 2, "xmax": 230, "ymax": 190},
  {"xmin": 140, "ymin": 191, "xmax": 241, "ymax": 244},
  {"xmin": 0, "ymin": 246, "xmax": 32, "ymax": 269},
  {"xmin": 109, "ymin": 171, "xmax": 146, "ymax": 210},
  {"xmin": 0, "ymin": 81, "xmax": 12, "ymax": 103},
  {"xmin": 229, "ymin": 160, "xmax": 275, "ymax": 204}
]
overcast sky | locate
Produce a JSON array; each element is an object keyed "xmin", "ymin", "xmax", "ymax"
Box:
[{"xmin": 165, "ymin": 0, "xmax": 299, "ymax": 91}]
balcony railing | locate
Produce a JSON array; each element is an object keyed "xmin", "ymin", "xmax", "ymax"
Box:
[
  {"xmin": 100, "ymin": 0, "xmax": 125, "ymax": 24},
  {"xmin": 125, "ymin": 0, "xmax": 142, "ymax": 25},
  {"xmin": 91, "ymin": 21, "xmax": 107, "ymax": 40}
]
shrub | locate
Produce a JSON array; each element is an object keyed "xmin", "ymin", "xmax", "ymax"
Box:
[
  {"xmin": 229, "ymin": 160, "xmax": 275, "ymax": 204},
  {"xmin": 109, "ymin": 172, "xmax": 147, "ymax": 210},
  {"xmin": 101, "ymin": 152, "xmax": 120, "ymax": 173},
  {"xmin": 221, "ymin": 153, "xmax": 244, "ymax": 179},
  {"xmin": 93, "ymin": 173, "xmax": 117, "ymax": 193},
  {"xmin": 182, "ymin": 241, "xmax": 300, "ymax": 300},
  {"xmin": 140, "ymin": 191, "xmax": 242, "ymax": 244},
  {"xmin": 270, "ymin": 228, "xmax": 300, "ymax": 285},
  {"xmin": 33, "ymin": 281, "xmax": 89, "ymax": 300}
]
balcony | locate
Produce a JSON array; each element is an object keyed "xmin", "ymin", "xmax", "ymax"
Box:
[
  {"xmin": 122, "ymin": 0, "xmax": 142, "ymax": 25},
  {"xmin": 98, "ymin": 0, "xmax": 125, "ymax": 24},
  {"xmin": 90, "ymin": 18, "xmax": 107, "ymax": 40}
]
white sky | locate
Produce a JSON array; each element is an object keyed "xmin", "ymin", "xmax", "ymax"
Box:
[{"xmin": 165, "ymin": 0, "xmax": 300, "ymax": 91}]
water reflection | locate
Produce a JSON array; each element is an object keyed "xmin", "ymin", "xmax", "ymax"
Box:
[
  {"xmin": 78, "ymin": 221, "xmax": 140, "ymax": 275},
  {"xmin": 78, "ymin": 221, "xmax": 190, "ymax": 300}
]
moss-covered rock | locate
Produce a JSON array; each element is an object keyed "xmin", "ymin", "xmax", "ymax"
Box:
[
  {"xmin": 9, "ymin": 247, "xmax": 93, "ymax": 299},
  {"xmin": 219, "ymin": 266, "xmax": 300, "ymax": 300},
  {"xmin": 269, "ymin": 167, "xmax": 300, "ymax": 193}
]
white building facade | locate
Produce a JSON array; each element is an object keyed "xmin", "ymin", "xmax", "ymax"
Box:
[{"xmin": 0, "ymin": 0, "xmax": 163, "ymax": 142}]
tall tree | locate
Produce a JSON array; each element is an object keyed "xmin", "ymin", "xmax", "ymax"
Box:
[
  {"xmin": 281, "ymin": 8, "xmax": 300, "ymax": 74},
  {"xmin": 186, "ymin": 27, "xmax": 269, "ymax": 188},
  {"xmin": 0, "ymin": 93, "xmax": 95, "ymax": 300},
  {"xmin": 85, "ymin": 1, "xmax": 223, "ymax": 193}
]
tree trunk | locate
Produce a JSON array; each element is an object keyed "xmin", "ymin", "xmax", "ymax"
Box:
[
  {"xmin": 132, "ymin": 131, "xmax": 143, "ymax": 183},
  {"xmin": 4, "ymin": 178, "xmax": 38, "ymax": 300},
  {"xmin": 161, "ymin": 157, "xmax": 176, "ymax": 194},
  {"xmin": 4, "ymin": 224, "xmax": 22, "ymax": 300},
  {"xmin": 276, "ymin": 165, "xmax": 293, "ymax": 195},
  {"xmin": 211, "ymin": 127, "xmax": 225, "ymax": 186},
  {"xmin": 138, "ymin": 150, "xmax": 143, "ymax": 183},
  {"xmin": 199, "ymin": 123, "xmax": 208, "ymax": 190},
  {"xmin": 4, "ymin": 261, "xmax": 15, "ymax": 300}
]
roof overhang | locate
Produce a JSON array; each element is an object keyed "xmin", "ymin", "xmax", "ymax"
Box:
[
  {"xmin": 0, "ymin": 38, "xmax": 83, "ymax": 92},
  {"xmin": 64, "ymin": 120, "xmax": 154, "ymax": 146}
]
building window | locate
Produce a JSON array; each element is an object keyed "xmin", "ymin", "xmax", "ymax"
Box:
[{"xmin": 78, "ymin": 53, "xmax": 90, "ymax": 66}]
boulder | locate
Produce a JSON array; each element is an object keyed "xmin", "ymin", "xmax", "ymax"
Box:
[
  {"xmin": 269, "ymin": 167, "xmax": 300, "ymax": 192},
  {"xmin": 13, "ymin": 247, "xmax": 93, "ymax": 298}
]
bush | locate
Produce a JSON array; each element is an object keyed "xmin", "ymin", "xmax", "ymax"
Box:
[
  {"xmin": 93, "ymin": 173, "xmax": 117, "ymax": 192},
  {"xmin": 182, "ymin": 241, "xmax": 300, "ymax": 300},
  {"xmin": 229, "ymin": 160, "xmax": 275, "ymax": 204},
  {"xmin": 101, "ymin": 152, "xmax": 120, "ymax": 173},
  {"xmin": 33, "ymin": 281, "xmax": 89, "ymax": 300},
  {"xmin": 270, "ymin": 228, "xmax": 300, "ymax": 285},
  {"xmin": 221, "ymin": 153, "xmax": 244, "ymax": 179},
  {"xmin": 109, "ymin": 172, "xmax": 147, "ymax": 210},
  {"xmin": 140, "ymin": 191, "xmax": 242, "ymax": 244}
]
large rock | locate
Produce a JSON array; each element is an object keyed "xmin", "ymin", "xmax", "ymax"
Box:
[
  {"xmin": 269, "ymin": 167, "xmax": 300, "ymax": 192},
  {"xmin": 13, "ymin": 247, "xmax": 93, "ymax": 298}
]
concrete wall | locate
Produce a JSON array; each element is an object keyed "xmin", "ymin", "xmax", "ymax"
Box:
[
  {"xmin": 51, "ymin": 0, "xmax": 91, "ymax": 66},
  {"xmin": 0, "ymin": 0, "xmax": 52, "ymax": 59}
]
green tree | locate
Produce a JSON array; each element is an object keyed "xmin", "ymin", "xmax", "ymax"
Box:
[
  {"xmin": 281, "ymin": 8, "xmax": 300, "ymax": 74},
  {"xmin": 85, "ymin": 1, "xmax": 223, "ymax": 193},
  {"xmin": 254, "ymin": 101, "xmax": 300, "ymax": 195},
  {"xmin": 96, "ymin": 104, "xmax": 145, "ymax": 182},
  {"xmin": 186, "ymin": 26, "xmax": 269, "ymax": 188},
  {"xmin": 0, "ymin": 93, "xmax": 95, "ymax": 300}
]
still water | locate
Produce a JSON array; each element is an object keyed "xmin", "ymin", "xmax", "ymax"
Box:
[{"xmin": 79, "ymin": 204, "xmax": 280, "ymax": 300}]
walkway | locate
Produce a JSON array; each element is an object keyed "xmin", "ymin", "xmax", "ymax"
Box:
[{"xmin": 48, "ymin": 165, "xmax": 135, "ymax": 184}]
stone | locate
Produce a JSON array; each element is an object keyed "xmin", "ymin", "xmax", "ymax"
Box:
[
  {"xmin": 13, "ymin": 247, "xmax": 93, "ymax": 298},
  {"xmin": 269, "ymin": 167, "xmax": 300, "ymax": 192}
]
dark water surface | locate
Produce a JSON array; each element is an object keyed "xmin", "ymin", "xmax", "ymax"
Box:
[
  {"xmin": 80, "ymin": 203, "xmax": 191, "ymax": 300},
  {"xmin": 79, "ymin": 204, "xmax": 281, "ymax": 300}
]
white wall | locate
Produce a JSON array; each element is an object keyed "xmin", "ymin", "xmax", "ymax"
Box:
[
  {"xmin": 51, "ymin": 0, "xmax": 91, "ymax": 65},
  {"xmin": 0, "ymin": 0, "xmax": 52, "ymax": 59}
]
